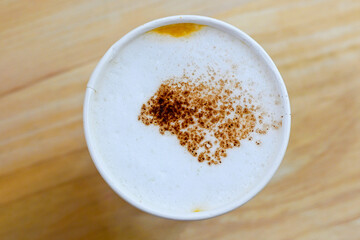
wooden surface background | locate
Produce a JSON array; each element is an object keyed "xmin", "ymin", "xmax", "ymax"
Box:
[{"xmin": 1, "ymin": 0, "xmax": 360, "ymax": 239}]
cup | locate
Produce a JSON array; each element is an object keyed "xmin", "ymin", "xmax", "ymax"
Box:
[{"xmin": 83, "ymin": 15, "xmax": 291, "ymax": 220}]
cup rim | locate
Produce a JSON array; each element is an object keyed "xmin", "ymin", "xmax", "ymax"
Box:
[{"xmin": 83, "ymin": 15, "xmax": 291, "ymax": 220}]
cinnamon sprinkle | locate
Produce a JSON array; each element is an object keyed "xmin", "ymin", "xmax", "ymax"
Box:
[{"xmin": 138, "ymin": 68, "xmax": 282, "ymax": 165}]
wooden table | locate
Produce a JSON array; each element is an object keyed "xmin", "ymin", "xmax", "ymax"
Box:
[{"xmin": 1, "ymin": 0, "xmax": 360, "ymax": 239}]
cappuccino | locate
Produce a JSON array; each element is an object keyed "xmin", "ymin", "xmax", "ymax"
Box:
[{"xmin": 85, "ymin": 17, "xmax": 290, "ymax": 219}]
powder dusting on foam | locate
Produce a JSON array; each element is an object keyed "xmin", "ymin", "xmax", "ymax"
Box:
[
  {"xmin": 89, "ymin": 23, "xmax": 288, "ymax": 214},
  {"xmin": 138, "ymin": 67, "xmax": 282, "ymax": 165}
]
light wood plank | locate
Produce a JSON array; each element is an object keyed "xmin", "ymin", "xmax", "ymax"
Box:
[{"xmin": 1, "ymin": 0, "xmax": 360, "ymax": 239}]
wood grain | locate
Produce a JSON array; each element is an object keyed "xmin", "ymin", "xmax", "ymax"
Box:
[{"xmin": 1, "ymin": 0, "xmax": 360, "ymax": 239}]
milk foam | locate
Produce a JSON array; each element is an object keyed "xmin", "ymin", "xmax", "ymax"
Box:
[{"xmin": 88, "ymin": 25, "xmax": 289, "ymax": 215}]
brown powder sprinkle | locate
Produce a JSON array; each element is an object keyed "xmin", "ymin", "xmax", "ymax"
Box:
[
  {"xmin": 150, "ymin": 23, "xmax": 204, "ymax": 38},
  {"xmin": 138, "ymin": 68, "xmax": 282, "ymax": 165}
]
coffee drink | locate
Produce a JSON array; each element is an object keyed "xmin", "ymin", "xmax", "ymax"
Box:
[{"xmin": 86, "ymin": 20, "xmax": 290, "ymax": 218}]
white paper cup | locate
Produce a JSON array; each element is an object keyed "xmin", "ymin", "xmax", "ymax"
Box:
[{"xmin": 83, "ymin": 15, "xmax": 291, "ymax": 220}]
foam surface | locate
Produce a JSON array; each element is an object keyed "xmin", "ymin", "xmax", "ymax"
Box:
[{"xmin": 88, "ymin": 25, "xmax": 289, "ymax": 215}]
